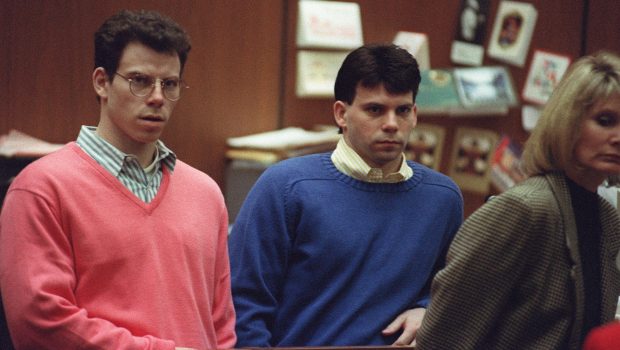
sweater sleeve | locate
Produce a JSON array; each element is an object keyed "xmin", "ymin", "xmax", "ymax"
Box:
[
  {"xmin": 228, "ymin": 168, "xmax": 292, "ymax": 347},
  {"xmin": 0, "ymin": 188, "xmax": 175, "ymax": 350},
  {"xmin": 416, "ymin": 191, "xmax": 544, "ymax": 350},
  {"xmin": 414, "ymin": 186, "xmax": 463, "ymax": 310}
]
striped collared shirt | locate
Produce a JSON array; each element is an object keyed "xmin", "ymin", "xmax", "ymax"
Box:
[
  {"xmin": 76, "ymin": 126, "xmax": 176, "ymax": 203},
  {"xmin": 330, "ymin": 136, "xmax": 412, "ymax": 183}
]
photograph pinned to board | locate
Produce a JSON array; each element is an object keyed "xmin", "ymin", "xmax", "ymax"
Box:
[
  {"xmin": 487, "ymin": 0, "xmax": 538, "ymax": 67},
  {"xmin": 522, "ymin": 50, "xmax": 571, "ymax": 105},
  {"xmin": 449, "ymin": 127, "xmax": 499, "ymax": 194},
  {"xmin": 450, "ymin": 0, "xmax": 491, "ymax": 66},
  {"xmin": 393, "ymin": 31, "xmax": 430, "ymax": 70},
  {"xmin": 406, "ymin": 123, "xmax": 446, "ymax": 171},
  {"xmin": 296, "ymin": 0, "xmax": 363, "ymax": 49},
  {"xmin": 521, "ymin": 104, "xmax": 542, "ymax": 132},
  {"xmin": 296, "ymin": 50, "xmax": 349, "ymax": 97},
  {"xmin": 453, "ymin": 66, "xmax": 518, "ymax": 109}
]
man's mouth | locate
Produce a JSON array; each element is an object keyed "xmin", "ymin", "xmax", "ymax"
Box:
[{"xmin": 140, "ymin": 115, "xmax": 164, "ymax": 122}]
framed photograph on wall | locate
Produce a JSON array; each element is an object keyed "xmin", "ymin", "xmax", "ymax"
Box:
[
  {"xmin": 406, "ymin": 123, "xmax": 446, "ymax": 170},
  {"xmin": 486, "ymin": 0, "xmax": 538, "ymax": 67},
  {"xmin": 449, "ymin": 127, "xmax": 499, "ymax": 194},
  {"xmin": 522, "ymin": 50, "xmax": 571, "ymax": 105}
]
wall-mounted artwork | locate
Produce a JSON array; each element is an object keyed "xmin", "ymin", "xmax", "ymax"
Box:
[
  {"xmin": 296, "ymin": 0, "xmax": 363, "ymax": 49},
  {"xmin": 487, "ymin": 0, "xmax": 538, "ymax": 67}
]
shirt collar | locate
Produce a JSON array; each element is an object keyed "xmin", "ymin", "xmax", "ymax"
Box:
[
  {"xmin": 331, "ymin": 136, "xmax": 412, "ymax": 183},
  {"xmin": 76, "ymin": 125, "xmax": 176, "ymax": 176}
]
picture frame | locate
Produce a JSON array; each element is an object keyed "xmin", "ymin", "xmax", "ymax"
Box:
[
  {"xmin": 449, "ymin": 127, "xmax": 499, "ymax": 194},
  {"xmin": 522, "ymin": 50, "xmax": 571, "ymax": 105},
  {"xmin": 486, "ymin": 1, "xmax": 538, "ymax": 67},
  {"xmin": 406, "ymin": 123, "xmax": 446, "ymax": 170}
]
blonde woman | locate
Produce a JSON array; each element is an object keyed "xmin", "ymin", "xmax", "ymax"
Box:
[{"xmin": 417, "ymin": 51, "xmax": 620, "ymax": 350}]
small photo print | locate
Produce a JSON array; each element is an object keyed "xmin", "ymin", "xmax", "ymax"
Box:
[
  {"xmin": 497, "ymin": 11, "xmax": 523, "ymax": 48},
  {"xmin": 406, "ymin": 123, "xmax": 446, "ymax": 170},
  {"xmin": 449, "ymin": 127, "xmax": 499, "ymax": 194},
  {"xmin": 522, "ymin": 50, "xmax": 571, "ymax": 105}
]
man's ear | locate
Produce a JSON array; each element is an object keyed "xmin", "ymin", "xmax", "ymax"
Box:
[
  {"xmin": 93, "ymin": 67, "xmax": 109, "ymax": 101},
  {"xmin": 333, "ymin": 101, "xmax": 348, "ymax": 130},
  {"xmin": 411, "ymin": 104, "xmax": 418, "ymax": 128}
]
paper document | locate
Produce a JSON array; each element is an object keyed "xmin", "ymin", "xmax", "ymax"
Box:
[
  {"xmin": 0, "ymin": 129, "xmax": 65, "ymax": 157},
  {"xmin": 227, "ymin": 127, "xmax": 339, "ymax": 150}
]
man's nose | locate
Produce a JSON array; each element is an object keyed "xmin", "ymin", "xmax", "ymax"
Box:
[
  {"xmin": 146, "ymin": 80, "xmax": 165, "ymax": 105},
  {"xmin": 382, "ymin": 111, "xmax": 398, "ymax": 131}
]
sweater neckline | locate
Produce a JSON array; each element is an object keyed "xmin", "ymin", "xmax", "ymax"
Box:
[
  {"xmin": 320, "ymin": 153, "xmax": 423, "ymax": 192},
  {"xmin": 69, "ymin": 142, "xmax": 170, "ymax": 213}
]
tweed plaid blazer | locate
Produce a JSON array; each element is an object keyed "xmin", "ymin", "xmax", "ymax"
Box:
[{"xmin": 416, "ymin": 173, "xmax": 620, "ymax": 350}]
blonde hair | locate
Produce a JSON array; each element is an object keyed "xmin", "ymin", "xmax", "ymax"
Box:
[{"xmin": 521, "ymin": 51, "xmax": 620, "ymax": 180}]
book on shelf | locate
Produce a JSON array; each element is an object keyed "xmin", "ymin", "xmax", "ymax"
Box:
[
  {"xmin": 416, "ymin": 69, "xmax": 461, "ymax": 115},
  {"xmin": 490, "ymin": 135, "xmax": 526, "ymax": 192},
  {"xmin": 417, "ymin": 67, "xmax": 516, "ymax": 117},
  {"xmin": 452, "ymin": 66, "xmax": 518, "ymax": 109},
  {"xmin": 486, "ymin": 0, "xmax": 538, "ymax": 67}
]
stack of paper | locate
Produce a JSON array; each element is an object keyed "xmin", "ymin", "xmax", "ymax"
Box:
[
  {"xmin": 226, "ymin": 126, "xmax": 340, "ymax": 164},
  {"xmin": 0, "ymin": 130, "xmax": 65, "ymax": 158}
]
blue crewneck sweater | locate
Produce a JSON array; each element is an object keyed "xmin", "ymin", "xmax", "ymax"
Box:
[{"xmin": 229, "ymin": 152, "xmax": 463, "ymax": 347}]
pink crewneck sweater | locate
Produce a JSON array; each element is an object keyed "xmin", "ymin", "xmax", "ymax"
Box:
[{"xmin": 0, "ymin": 143, "xmax": 236, "ymax": 349}]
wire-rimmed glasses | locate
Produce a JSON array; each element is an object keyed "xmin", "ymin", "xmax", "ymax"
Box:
[{"xmin": 115, "ymin": 72, "xmax": 188, "ymax": 101}]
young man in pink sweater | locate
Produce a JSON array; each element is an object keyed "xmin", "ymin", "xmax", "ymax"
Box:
[{"xmin": 0, "ymin": 10, "xmax": 235, "ymax": 349}]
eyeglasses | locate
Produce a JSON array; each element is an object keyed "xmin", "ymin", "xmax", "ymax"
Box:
[{"xmin": 114, "ymin": 72, "xmax": 188, "ymax": 101}]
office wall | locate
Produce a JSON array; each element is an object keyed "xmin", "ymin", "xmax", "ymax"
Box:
[
  {"xmin": 281, "ymin": 0, "xmax": 620, "ymax": 215},
  {"xmin": 2, "ymin": 0, "xmax": 619, "ymax": 217},
  {"xmin": 0, "ymin": 0, "xmax": 283, "ymax": 188}
]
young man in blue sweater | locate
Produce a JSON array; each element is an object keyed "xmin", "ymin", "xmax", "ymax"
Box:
[{"xmin": 228, "ymin": 43, "xmax": 463, "ymax": 347}]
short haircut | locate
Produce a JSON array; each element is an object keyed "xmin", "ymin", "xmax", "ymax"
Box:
[
  {"xmin": 334, "ymin": 43, "xmax": 421, "ymax": 104},
  {"xmin": 521, "ymin": 51, "xmax": 620, "ymax": 180},
  {"xmin": 94, "ymin": 9, "xmax": 191, "ymax": 79}
]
